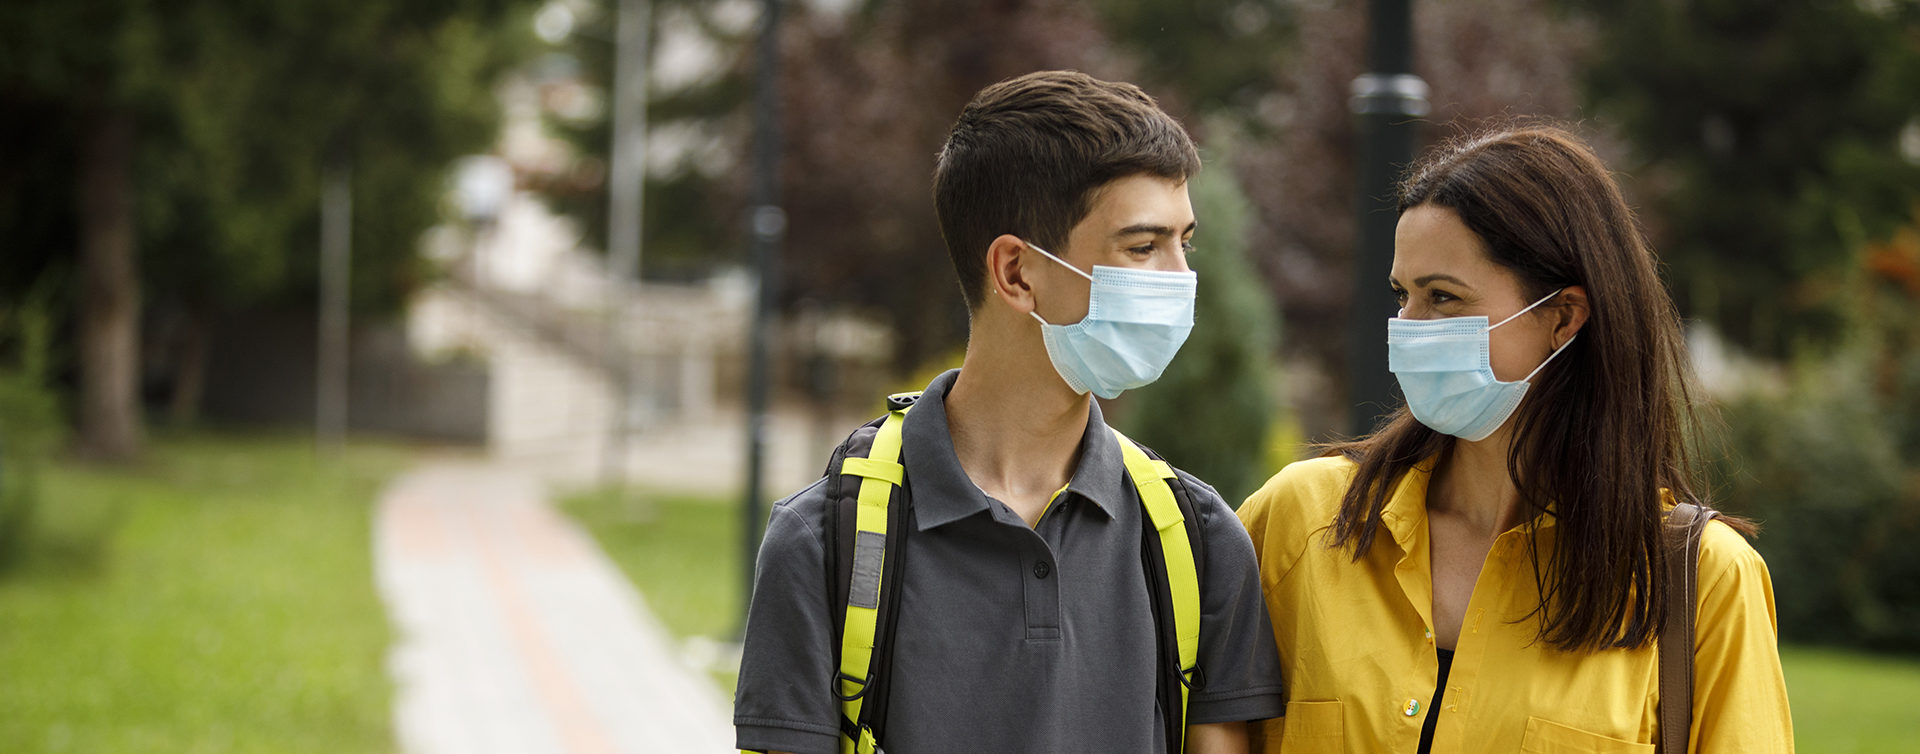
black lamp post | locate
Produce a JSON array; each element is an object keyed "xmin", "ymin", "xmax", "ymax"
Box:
[
  {"xmin": 1347, "ymin": 0, "xmax": 1428, "ymax": 436},
  {"xmin": 741, "ymin": 0, "xmax": 785, "ymax": 632}
]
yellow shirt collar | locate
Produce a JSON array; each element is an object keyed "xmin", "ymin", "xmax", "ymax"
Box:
[{"xmin": 1377, "ymin": 458, "xmax": 1561, "ymax": 555}]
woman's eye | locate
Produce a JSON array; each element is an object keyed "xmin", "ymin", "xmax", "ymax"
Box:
[
  {"xmin": 1391, "ymin": 288, "xmax": 1408, "ymax": 305},
  {"xmin": 1180, "ymin": 240, "xmax": 1195, "ymax": 254},
  {"xmin": 1431, "ymin": 290, "xmax": 1457, "ymax": 304}
]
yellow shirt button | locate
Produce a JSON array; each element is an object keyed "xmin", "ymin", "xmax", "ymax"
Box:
[{"xmin": 1404, "ymin": 698, "xmax": 1421, "ymax": 717}]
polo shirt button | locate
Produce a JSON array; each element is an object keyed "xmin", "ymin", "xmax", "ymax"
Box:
[
  {"xmin": 1403, "ymin": 698, "xmax": 1421, "ymax": 717},
  {"xmin": 1033, "ymin": 560, "xmax": 1052, "ymax": 579}
]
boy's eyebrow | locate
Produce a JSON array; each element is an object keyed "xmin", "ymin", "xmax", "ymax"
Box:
[{"xmin": 1112, "ymin": 221, "xmax": 1199, "ymax": 239}]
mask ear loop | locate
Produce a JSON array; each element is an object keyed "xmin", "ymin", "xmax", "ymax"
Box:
[
  {"xmin": 1521, "ymin": 332, "xmax": 1578, "ymax": 382},
  {"xmin": 1025, "ymin": 241, "xmax": 1095, "ymax": 282},
  {"xmin": 1025, "ymin": 240, "xmax": 1096, "ymax": 328},
  {"xmin": 1488, "ymin": 288, "xmax": 1576, "ymax": 383},
  {"xmin": 1486, "ymin": 288, "xmax": 1566, "ymax": 332}
]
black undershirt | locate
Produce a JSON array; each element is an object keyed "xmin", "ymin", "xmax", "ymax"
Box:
[{"xmin": 1417, "ymin": 648, "xmax": 1456, "ymax": 754}]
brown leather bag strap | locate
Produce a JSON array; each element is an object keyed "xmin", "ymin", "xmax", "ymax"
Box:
[{"xmin": 1658, "ymin": 502, "xmax": 1718, "ymax": 754}]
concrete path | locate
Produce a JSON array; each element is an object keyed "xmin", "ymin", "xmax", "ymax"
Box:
[{"xmin": 375, "ymin": 461, "xmax": 735, "ymax": 754}]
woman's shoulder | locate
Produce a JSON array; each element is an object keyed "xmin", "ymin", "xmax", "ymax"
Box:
[
  {"xmin": 1237, "ymin": 455, "xmax": 1357, "ymax": 543},
  {"xmin": 1695, "ymin": 515, "xmax": 1771, "ymax": 595}
]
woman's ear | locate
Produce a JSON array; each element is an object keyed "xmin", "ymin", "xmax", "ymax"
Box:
[
  {"xmin": 1553, "ymin": 285, "xmax": 1590, "ymax": 348},
  {"xmin": 984, "ymin": 234, "xmax": 1036, "ymax": 314}
]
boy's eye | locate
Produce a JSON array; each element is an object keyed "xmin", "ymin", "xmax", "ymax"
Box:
[{"xmin": 1180, "ymin": 240, "xmax": 1196, "ymax": 254}]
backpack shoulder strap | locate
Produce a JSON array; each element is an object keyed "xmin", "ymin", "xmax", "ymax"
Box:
[
  {"xmin": 1658, "ymin": 501, "xmax": 1718, "ymax": 754},
  {"xmin": 829, "ymin": 392, "xmax": 918, "ymax": 754},
  {"xmin": 1110, "ymin": 427, "xmax": 1202, "ymax": 753}
]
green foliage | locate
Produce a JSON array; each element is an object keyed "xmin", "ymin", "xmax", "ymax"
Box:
[
  {"xmin": 1714, "ymin": 282, "xmax": 1920, "ymax": 650},
  {"xmin": 0, "ymin": 276, "xmax": 66, "ymax": 569},
  {"xmin": 0, "ymin": 433, "xmax": 409, "ymax": 752},
  {"xmin": 1093, "ymin": 0, "xmax": 1296, "ymax": 127},
  {"xmin": 1577, "ymin": 0, "xmax": 1920, "ymax": 357},
  {"xmin": 1120, "ymin": 134, "xmax": 1281, "ymax": 506},
  {"xmin": 539, "ymin": 0, "xmax": 749, "ymax": 279},
  {"xmin": 0, "ymin": 0, "xmax": 536, "ymax": 316}
]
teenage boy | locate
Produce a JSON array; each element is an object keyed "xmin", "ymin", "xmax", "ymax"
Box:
[{"xmin": 734, "ymin": 70, "xmax": 1283, "ymax": 754}]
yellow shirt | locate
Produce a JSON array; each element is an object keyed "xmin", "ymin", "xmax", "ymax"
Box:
[{"xmin": 1236, "ymin": 456, "xmax": 1793, "ymax": 753}]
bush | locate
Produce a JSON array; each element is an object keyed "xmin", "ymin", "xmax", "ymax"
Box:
[
  {"xmin": 0, "ymin": 280, "xmax": 65, "ymax": 569},
  {"xmin": 1714, "ymin": 290, "xmax": 1920, "ymax": 651}
]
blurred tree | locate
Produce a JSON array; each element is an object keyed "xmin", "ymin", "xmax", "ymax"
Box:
[
  {"xmin": 1093, "ymin": 0, "xmax": 1297, "ymax": 130},
  {"xmin": 1715, "ymin": 220, "xmax": 1920, "ymax": 648},
  {"xmin": 536, "ymin": 0, "xmax": 750, "ymax": 281},
  {"xmin": 1574, "ymin": 0, "xmax": 1920, "ymax": 358},
  {"xmin": 1120, "ymin": 128, "xmax": 1279, "ymax": 505},
  {"xmin": 1228, "ymin": 0, "xmax": 1595, "ymax": 439},
  {"xmin": 773, "ymin": 0, "xmax": 1129, "ymax": 372},
  {"xmin": 0, "ymin": 1, "xmax": 533, "ymax": 449}
]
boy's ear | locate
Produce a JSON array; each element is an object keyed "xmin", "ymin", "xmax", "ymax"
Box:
[{"xmin": 984, "ymin": 234, "xmax": 1037, "ymax": 314}]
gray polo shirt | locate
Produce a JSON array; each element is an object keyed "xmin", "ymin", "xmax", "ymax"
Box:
[{"xmin": 734, "ymin": 369, "xmax": 1284, "ymax": 754}]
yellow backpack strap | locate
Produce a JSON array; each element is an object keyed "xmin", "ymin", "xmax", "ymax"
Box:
[
  {"xmin": 1110, "ymin": 428, "xmax": 1201, "ymax": 751},
  {"xmin": 833, "ymin": 400, "xmax": 912, "ymax": 754}
]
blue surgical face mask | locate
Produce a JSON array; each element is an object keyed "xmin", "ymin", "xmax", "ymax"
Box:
[
  {"xmin": 1387, "ymin": 288, "xmax": 1576, "ymax": 441},
  {"xmin": 1025, "ymin": 241, "xmax": 1197, "ymax": 400}
]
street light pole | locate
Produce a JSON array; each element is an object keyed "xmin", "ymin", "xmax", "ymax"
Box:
[
  {"xmin": 1347, "ymin": 0, "xmax": 1428, "ymax": 436},
  {"xmin": 603, "ymin": 0, "xmax": 651, "ymax": 486},
  {"xmin": 317, "ymin": 162, "xmax": 352, "ymax": 455},
  {"xmin": 741, "ymin": 0, "xmax": 785, "ymax": 632}
]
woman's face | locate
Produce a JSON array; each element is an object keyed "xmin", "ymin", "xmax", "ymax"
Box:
[{"xmin": 1389, "ymin": 203, "xmax": 1560, "ymax": 383}]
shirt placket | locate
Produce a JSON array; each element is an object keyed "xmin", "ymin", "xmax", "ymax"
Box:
[
  {"xmin": 990, "ymin": 496, "xmax": 1063, "ymax": 641},
  {"xmin": 1385, "ymin": 508, "xmax": 1441, "ymax": 744},
  {"xmin": 1429, "ymin": 529, "xmax": 1525, "ymax": 754}
]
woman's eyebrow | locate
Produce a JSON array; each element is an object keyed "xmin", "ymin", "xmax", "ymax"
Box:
[{"xmin": 1414, "ymin": 273, "xmax": 1472, "ymax": 289}]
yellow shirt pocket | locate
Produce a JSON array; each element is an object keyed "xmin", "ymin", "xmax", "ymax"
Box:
[
  {"xmin": 1520, "ymin": 716, "xmax": 1654, "ymax": 754},
  {"xmin": 1277, "ymin": 700, "xmax": 1344, "ymax": 754}
]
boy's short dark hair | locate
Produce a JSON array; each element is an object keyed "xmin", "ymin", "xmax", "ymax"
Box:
[{"xmin": 934, "ymin": 70, "xmax": 1201, "ymax": 311}]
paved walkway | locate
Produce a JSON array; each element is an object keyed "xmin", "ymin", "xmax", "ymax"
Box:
[{"xmin": 375, "ymin": 461, "xmax": 735, "ymax": 754}]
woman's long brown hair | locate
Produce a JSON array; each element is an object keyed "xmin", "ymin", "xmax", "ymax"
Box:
[{"xmin": 1327, "ymin": 125, "xmax": 1751, "ymax": 652}]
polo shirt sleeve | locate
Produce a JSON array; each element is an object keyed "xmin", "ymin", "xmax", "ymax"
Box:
[
  {"xmin": 734, "ymin": 481, "xmax": 842, "ymax": 754},
  {"xmin": 1688, "ymin": 520, "xmax": 1794, "ymax": 753},
  {"xmin": 1181, "ymin": 471, "xmax": 1288, "ymax": 725}
]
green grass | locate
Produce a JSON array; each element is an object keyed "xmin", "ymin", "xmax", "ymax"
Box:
[
  {"xmin": 563, "ymin": 488, "xmax": 745, "ymax": 691},
  {"xmin": 1782, "ymin": 645, "xmax": 1920, "ymax": 753},
  {"xmin": 0, "ymin": 432, "xmax": 411, "ymax": 753}
]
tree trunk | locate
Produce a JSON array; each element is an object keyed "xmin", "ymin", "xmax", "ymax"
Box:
[
  {"xmin": 74, "ymin": 107, "xmax": 143, "ymax": 461},
  {"xmin": 170, "ymin": 305, "xmax": 210, "ymax": 426}
]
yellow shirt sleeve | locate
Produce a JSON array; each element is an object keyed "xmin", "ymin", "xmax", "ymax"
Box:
[{"xmin": 1690, "ymin": 520, "xmax": 1795, "ymax": 752}]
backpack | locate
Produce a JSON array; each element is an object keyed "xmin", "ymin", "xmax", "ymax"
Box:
[{"xmin": 823, "ymin": 392, "xmax": 1206, "ymax": 754}]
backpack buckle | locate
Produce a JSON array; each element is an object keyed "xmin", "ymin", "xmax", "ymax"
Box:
[{"xmin": 885, "ymin": 392, "xmax": 921, "ymax": 411}]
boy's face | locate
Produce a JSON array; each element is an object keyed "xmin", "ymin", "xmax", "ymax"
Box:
[{"xmin": 1028, "ymin": 174, "xmax": 1197, "ymax": 328}]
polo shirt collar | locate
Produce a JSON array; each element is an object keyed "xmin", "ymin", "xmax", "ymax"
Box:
[{"xmin": 902, "ymin": 369, "xmax": 1129, "ymax": 531}]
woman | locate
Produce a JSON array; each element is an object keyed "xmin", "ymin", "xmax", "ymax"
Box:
[{"xmin": 1238, "ymin": 126, "xmax": 1791, "ymax": 753}]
